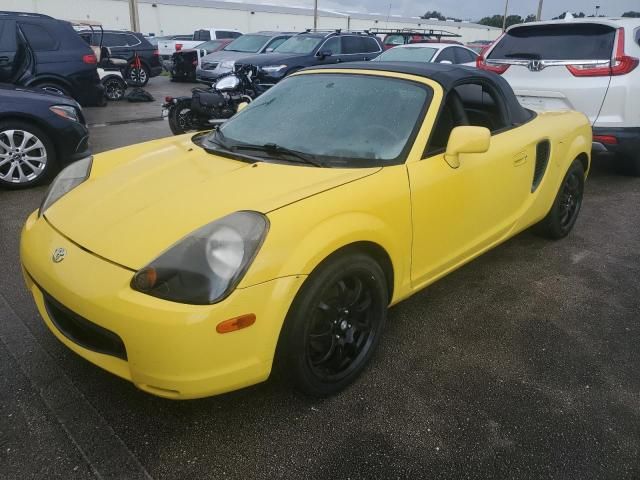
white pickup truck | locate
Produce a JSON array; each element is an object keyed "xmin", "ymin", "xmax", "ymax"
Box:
[{"xmin": 158, "ymin": 28, "xmax": 242, "ymax": 61}]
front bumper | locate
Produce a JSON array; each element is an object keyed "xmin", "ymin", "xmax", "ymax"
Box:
[{"xmin": 20, "ymin": 211, "xmax": 305, "ymax": 399}]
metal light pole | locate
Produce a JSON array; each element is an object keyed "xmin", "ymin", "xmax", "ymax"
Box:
[
  {"xmin": 313, "ymin": 0, "xmax": 318, "ymax": 30},
  {"xmin": 502, "ymin": 0, "xmax": 509, "ymax": 31},
  {"xmin": 536, "ymin": 0, "xmax": 543, "ymax": 20},
  {"xmin": 129, "ymin": 0, "xmax": 140, "ymax": 32}
]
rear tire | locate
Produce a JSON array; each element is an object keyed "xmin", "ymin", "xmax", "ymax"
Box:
[
  {"xmin": 126, "ymin": 64, "xmax": 150, "ymax": 87},
  {"xmin": 103, "ymin": 77, "xmax": 127, "ymax": 101},
  {"xmin": 168, "ymin": 99, "xmax": 197, "ymax": 135},
  {"xmin": 0, "ymin": 120, "xmax": 57, "ymax": 189},
  {"xmin": 534, "ymin": 159, "xmax": 585, "ymax": 240},
  {"xmin": 278, "ymin": 252, "xmax": 388, "ymax": 397}
]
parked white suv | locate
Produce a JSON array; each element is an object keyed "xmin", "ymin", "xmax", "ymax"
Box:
[
  {"xmin": 158, "ymin": 28, "xmax": 242, "ymax": 59},
  {"xmin": 477, "ymin": 18, "xmax": 640, "ymax": 174}
]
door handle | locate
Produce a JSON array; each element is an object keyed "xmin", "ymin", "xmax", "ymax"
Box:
[{"xmin": 513, "ymin": 152, "xmax": 528, "ymax": 166}]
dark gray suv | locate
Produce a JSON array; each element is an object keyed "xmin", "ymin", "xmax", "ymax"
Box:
[{"xmin": 196, "ymin": 31, "xmax": 295, "ymax": 84}]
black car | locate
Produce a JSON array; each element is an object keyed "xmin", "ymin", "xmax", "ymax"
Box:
[
  {"xmin": 236, "ymin": 30, "xmax": 383, "ymax": 88},
  {"xmin": 0, "ymin": 83, "xmax": 90, "ymax": 189},
  {"xmin": 0, "ymin": 11, "xmax": 104, "ymax": 106},
  {"xmin": 79, "ymin": 29, "xmax": 162, "ymax": 86}
]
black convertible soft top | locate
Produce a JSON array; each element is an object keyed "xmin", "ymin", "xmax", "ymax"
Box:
[{"xmin": 306, "ymin": 61, "xmax": 532, "ymax": 125}]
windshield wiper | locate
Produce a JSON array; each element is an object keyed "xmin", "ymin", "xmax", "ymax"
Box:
[
  {"xmin": 230, "ymin": 143, "xmax": 325, "ymax": 167},
  {"xmin": 201, "ymin": 130, "xmax": 262, "ymax": 163}
]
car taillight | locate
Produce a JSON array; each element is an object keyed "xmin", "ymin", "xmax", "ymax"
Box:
[
  {"xmin": 175, "ymin": 43, "xmax": 183, "ymax": 51},
  {"xmin": 82, "ymin": 54, "xmax": 97, "ymax": 64},
  {"xmin": 153, "ymin": 49, "xmax": 160, "ymax": 56},
  {"xmin": 476, "ymin": 33, "xmax": 508, "ymax": 74},
  {"xmin": 567, "ymin": 27, "xmax": 639, "ymax": 77},
  {"xmin": 593, "ymin": 135, "xmax": 618, "ymax": 145},
  {"xmin": 476, "ymin": 55, "xmax": 509, "ymax": 74}
]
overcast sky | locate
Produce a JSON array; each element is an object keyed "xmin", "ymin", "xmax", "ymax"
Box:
[{"xmin": 251, "ymin": 0, "xmax": 638, "ymax": 20}]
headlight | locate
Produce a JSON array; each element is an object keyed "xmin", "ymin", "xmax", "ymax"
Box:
[
  {"xmin": 261, "ymin": 64, "xmax": 287, "ymax": 74},
  {"xmin": 49, "ymin": 105, "xmax": 79, "ymax": 122},
  {"xmin": 39, "ymin": 156, "xmax": 92, "ymax": 216},
  {"xmin": 131, "ymin": 211, "xmax": 269, "ymax": 305},
  {"xmin": 220, "ymin": 60, "xmax": 235, "ymax": 69}
]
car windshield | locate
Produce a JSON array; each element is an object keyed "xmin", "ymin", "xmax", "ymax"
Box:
[
  {"xmin": 200, "ymin": 40, "xmax": 225, "ymax": 50},
  {"xmin": 206, "ymin": 73, "xmax": 431, "ymax": 167},
  {"xmin": 274, "ymin": 35, "xmax": 323, "ymax": 54},
  {"xmin": 374, "ymin": 46, "xmax": 438, "ymax": 62},
  {"xmin": 224, "ymin": 34, "xmax": 270, "ymax": 53}
]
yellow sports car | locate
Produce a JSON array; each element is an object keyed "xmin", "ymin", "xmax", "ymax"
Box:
[{"xmin": 21, "ymin": 63, "xmax": 591, "ymax": 399}]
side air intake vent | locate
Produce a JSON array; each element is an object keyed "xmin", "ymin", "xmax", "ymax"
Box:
[{"xmin": 532, "ymin": 140, "xmax": 550, "ymax": 192}]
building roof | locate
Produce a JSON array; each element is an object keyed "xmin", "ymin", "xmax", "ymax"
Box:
[{"xmin": 137, "ymin": 0, "xmax": 500, "ymax": 31}]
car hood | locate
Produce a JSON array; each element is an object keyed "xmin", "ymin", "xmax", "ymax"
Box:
[
  {"xmin": 200, "ymin": 50, "xmax": 261, "ymax": 62},
  {"xmin": 0, "ymin": 83, "xmax": 80, "ymax": 107},
  {"xmin": 44, "ymin": 135, "xmax": 379, "ymax": 270}
]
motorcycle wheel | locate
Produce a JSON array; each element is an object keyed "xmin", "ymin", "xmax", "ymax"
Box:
[{"xmin": 168, "ymin": 100, "xmax": 198, "ymax": 135}]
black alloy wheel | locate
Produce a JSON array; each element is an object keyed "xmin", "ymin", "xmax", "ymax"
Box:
[
  {"xmin": 280, "ymin": 252, "xmax": 388, "ymax": 396},
  {"xmin": 535, "ymin": 159, "xmax": 585, "ymax": 239}
]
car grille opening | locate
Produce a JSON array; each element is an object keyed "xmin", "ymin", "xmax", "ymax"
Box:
[
  {"xmin": 532, "ymin": 140, "xmax": 551, "ymax": 192},
  {"xmin": 43, "ymin": 293, "xmax": 127, "ymax": 360}
]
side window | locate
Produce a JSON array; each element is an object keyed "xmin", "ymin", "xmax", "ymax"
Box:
[
  {"xmin": 194, "ymin": 30, "xmax": 211, "ymax": 41},
  {"xmin": 102, "ymin": 33, "xmax": 125, "ymax": 47},
  {"xmin": 384, "ymin": 34, "xmax": 404, "ymax": 46},
  {"xmin": 435, "ymin": 47, "xmax": 456, "ymax": 64},
  {"xmin": 0, "ymin": 20, "xmax": 15, "ymax": 51},
  {"xmin": 126, "ymin": 34, "xmax": 141, "ymax": 47},
  {"xmin": 454, "ymin": 47, "xmax": 477, "ymax": 64},
  {"xmin": 362, "ymin": 37, "xmax": 381, "ymax": 53},
  {"xmin": 321, "ymin": 36, "xmax": 342, "ymax": 55},
  {"xmin": 343, "ymin": 36, "xmax": 366, "ymax": 54},
  {"xmin": 455, "ymin": 83, "xmax": 508, "ymax": 132},
  {"xmin": 20, "ymin": 23, "xmax": 58, "ymax": 51},
  {"xmin": 266, "ymin": 36, "xmax": 288, "ymax": 51},
  {"xmin": 426, "ymin": 82, "xmax": 509, "ymax": 155},
  {"xmin": 217, "ymin": 31, "xmax": 238, "ymax": 39},
  {"xmin": 79, "ymin": 32, "xmax": 91, "ymax": 45}
]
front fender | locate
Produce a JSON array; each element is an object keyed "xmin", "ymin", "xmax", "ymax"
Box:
[{"xmin": 239, "ymin": 166, "xmax": 413, "ymax": 303}]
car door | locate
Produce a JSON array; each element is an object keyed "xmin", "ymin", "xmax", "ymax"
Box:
[
  {"xmin": 407, "ymin": 82, "xmax": 533, "ymax": 285},
  {"xmin": 0, "ymin": 20, "xmax": 18, "ymax": 82},
  {"xmin": 314, "ymin": 36, "xmax": 343, "ymax": 65},
  {"xmin": 263, "ymin": 36, "xmax": 289, "ymax": 53}
]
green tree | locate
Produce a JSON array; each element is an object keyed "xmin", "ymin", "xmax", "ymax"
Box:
[
  {"xmin": 421, "ymin": 10, "xmax": 446, "ymax": 20},
  {"xmin": 525, "ymin": 14, "xmax": 537, "ymax": 22},
  {"xmin": 478, "ymin": 14, "xmax": 523, "ymax": 29}
]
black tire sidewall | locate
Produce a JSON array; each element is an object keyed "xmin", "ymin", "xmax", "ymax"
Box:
[
  {"xmin": 539, "ymin": 160, "xmax": 585, "ymax": 239},
  {"xmin": 33, "ymin": 82, "xmax": 70, "ymax": 97},
  {"xmin": 168, "ymin": 100, "xmax": 193, "ymax": 135},
  {"xmin": 0, "ymin": 120, "xmax": 57, "ymax": 189},
  {"xmin": 103, "ymin": 78, "xmax": 126, "ymax": 100},
  {"xmin": 127, "ymin": 64, "xmax": 150, "ymax": 87},
  {"xmin": 280, "ymin": 252, "xmax": 388, "ymax": 397}
]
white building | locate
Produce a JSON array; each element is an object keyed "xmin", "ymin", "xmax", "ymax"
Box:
[{"xmin": 4, "ymin": 0, "xmax": 501, "ymax": 43}]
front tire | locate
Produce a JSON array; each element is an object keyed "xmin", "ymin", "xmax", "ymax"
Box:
[
  {"xmin": 279, "ymin": 252, "xmax": 388, "ymax": 397},
  {"xmin": 33, "ymin": 82, "xmax": 70, "ymax": 97},
  {"xmin": 535, "ymin": 159, "xmax": 585, "ymax": 239},
  {"xmin": 0, "ymin": 121, "xmax": 57, "ymax": 189}
]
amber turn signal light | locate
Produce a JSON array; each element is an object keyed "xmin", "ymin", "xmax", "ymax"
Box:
[{"xmin": 216, "ymin": 314, "xmax": 256, "ymax": 334}]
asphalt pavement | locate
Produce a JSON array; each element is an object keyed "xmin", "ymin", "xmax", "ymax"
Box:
[{"xmin": 0, "ymin": 76, "xmax": 639, "ymax": 479}]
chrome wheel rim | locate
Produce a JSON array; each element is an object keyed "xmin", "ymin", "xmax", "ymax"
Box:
[
  {"xmin": 0, "ymin": 129, "xmax": 48, "ymax": 184},
  {"xmin": 130, "ymin": 67, "xmax": 147, "ymax": 84}
]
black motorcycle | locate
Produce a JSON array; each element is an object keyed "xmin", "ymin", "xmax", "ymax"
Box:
[{"xmin": 163, "ymin": 64, "xmax": 261, "ymax": 135}]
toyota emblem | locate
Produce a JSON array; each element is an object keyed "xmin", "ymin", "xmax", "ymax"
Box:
[{"xmin": 52, "ymin": 247, "xmax": 66, "ymax": 263}]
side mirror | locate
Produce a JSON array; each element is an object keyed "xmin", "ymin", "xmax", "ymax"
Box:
[
  {"xmin": 236, "ymin": 101, "xmax": 249, "ymax": 113},
  {"xmin": 318, "ymin": 50, "xmax": 333, "ymax": 59},
  {"xmin": 265, "ymin": 47, "xmax": 274, "ymax": 53},
  {"xmin": 439, "ymin": 60, "xmax": 453, "ymax": 64},
  {"xmin": 444, "ymin": 126, "xmax": 490, "ymax": 168}
]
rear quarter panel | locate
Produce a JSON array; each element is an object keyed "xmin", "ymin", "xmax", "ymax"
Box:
[{"xmin": 514, "ymin": 110, "xmax": 591, "ymax": 231}]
